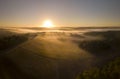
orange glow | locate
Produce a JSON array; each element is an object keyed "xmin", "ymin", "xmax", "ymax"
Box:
[{"xmin": 42, "ymin": 20, "xmax": 54, "ymax": 28}]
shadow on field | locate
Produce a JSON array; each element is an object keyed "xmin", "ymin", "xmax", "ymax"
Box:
[
  {"xmin": 0, "ymin": 33, "xmax": 37, "ymax": 53},
  {"xmin": 0, "ymin": 56, "xmax": 35, "ymax": 79}
]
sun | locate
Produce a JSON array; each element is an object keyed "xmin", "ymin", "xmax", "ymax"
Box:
[{"xmin": 42, "ymin": 20, "xmax": 54, "ymax": 28}]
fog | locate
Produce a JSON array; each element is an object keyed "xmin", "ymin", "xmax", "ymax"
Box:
[{"xmin": 0, "ymin": 27, "xmax": 120, "ymax": 79}]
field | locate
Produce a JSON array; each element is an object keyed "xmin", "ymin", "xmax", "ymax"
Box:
[{"xmin": 0, "ymin": 27, "xmax": 120, "ymax": 79}]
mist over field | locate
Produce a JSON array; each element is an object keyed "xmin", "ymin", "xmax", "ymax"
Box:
[{"xmin": 0, "ymin": 27, "xmax": 120, "ymax": 79}]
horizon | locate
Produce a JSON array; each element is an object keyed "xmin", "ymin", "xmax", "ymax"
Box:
[{"xmin": 1, "ymin": 25, "xmax": 120, "ymax": 28}]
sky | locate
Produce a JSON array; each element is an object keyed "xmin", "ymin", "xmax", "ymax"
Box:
[{"xmin": 0, "ymin": 0, "xmax": 120, "ymax": 27}]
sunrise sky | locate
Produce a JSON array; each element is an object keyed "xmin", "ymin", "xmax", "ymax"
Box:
[{"xmin": 0, "ymin": 0, "xmax": 120, "ymax": 27}]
